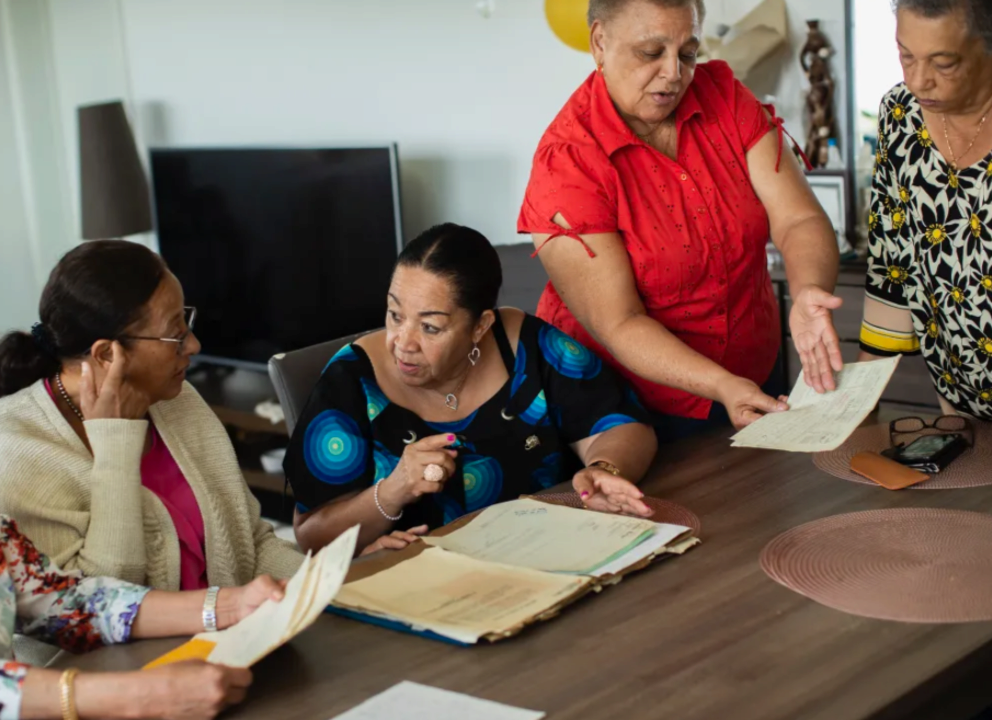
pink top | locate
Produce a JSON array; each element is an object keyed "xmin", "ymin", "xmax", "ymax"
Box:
[{"xmin": 45, "ymin": 380, "xmax": 208, "ymax": 590}]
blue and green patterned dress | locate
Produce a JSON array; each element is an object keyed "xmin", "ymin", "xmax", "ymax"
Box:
[{"xmin": 284, "ymin": 312, "xmax": 650, "ymax": 528}]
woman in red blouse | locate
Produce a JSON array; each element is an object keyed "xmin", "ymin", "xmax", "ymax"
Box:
[{"xmin": 519, "ymin": 0, "xmax": 843, "ymax": 434}]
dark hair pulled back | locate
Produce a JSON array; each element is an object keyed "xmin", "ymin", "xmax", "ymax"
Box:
[
  {"xmin": 395, "ymin": 223, "xmax": 503, "ymax": 319},
  {"xmin": 0, "ymin": 240, "xmax": 167, "ymax": 398}
]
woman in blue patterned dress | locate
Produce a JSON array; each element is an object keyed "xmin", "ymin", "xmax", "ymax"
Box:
[
  {"xmin": 284, "ymin": 224, "xmax": 658, "ymax": 555},
  {"xmin": 0, "ymin": 515, "xmax": 285, "ymax": 719}
]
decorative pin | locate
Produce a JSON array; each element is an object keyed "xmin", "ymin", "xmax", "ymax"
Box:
[
  {"xmin": 501, "ymin": 409, "xmax": 515, "ymax": 421},
  {"xmin": 403, "ymin": 430, "xmax": 418, "ymax": 445},
  {"xmin": 525, "ymin": 435, "xmax": 540, "ymax": 451}
]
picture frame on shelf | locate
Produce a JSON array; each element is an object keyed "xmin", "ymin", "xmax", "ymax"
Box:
[{"xmin": 806, "ymin": 170, "xmax": 858, "ymax": 262}]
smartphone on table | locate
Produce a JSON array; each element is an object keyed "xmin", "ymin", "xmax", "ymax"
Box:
[{"xmin": 880, "ymin": 433, "xmax": 969, "ymax": 474}]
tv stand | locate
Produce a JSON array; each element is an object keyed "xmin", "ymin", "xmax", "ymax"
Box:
[{"xmin": 186, "ymin": 366, "xmax": 293, "ymax": 522}]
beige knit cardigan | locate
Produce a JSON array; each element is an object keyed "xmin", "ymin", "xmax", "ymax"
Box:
[{"xmin": 0, "ymin": 381, "xmax": 303, "ymax": 590}]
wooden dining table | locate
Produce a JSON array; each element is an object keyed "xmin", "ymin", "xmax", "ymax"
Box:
[{"xmin": 54, "ymin": 414, "xmax": 992, "ymax": 720}]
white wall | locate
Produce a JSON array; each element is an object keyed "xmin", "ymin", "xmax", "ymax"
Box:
[
  {"xmin": 0, "ymin": 0, "xmax": 64, "ymax": 333},
  {"xmin": 0, "ymin": 18, "xmax": 37, "ymax": 333},
  {"xmin": 47, "ymin": 0, "xmax": 134, "ymax": 239}
]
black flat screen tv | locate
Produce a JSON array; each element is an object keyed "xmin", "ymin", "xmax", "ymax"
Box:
[{"xmin": 150, "ymin": 146, "xmax": 402, "ymax": 369}]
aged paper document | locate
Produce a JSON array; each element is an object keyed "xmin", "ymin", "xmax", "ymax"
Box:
[
  {"xmin": 591, "ymin": 522, "xmax": 693, "ymax": 578},
  {"xmin": 330, "ymin": 681, "xmax": 545, "ymax": 720},
  {"xmin": 146, "ymin": 524, "xmax": 358, "ymax": 669},
  {"xmin": 730, "ymin": 357, "xmax": 900, "ymax": 452},
  {"xmin": 421, "ymin": 498, "xmax": 656, "ymax": 574},
  {"xmin": 333, "ymin": 547, "xmax": 589, "ymax": 644},
  {"xmin": 206, "ymin": 523, "xmax": 357, "ymax": 667}
]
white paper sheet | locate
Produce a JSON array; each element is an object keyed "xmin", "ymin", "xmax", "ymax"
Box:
[
  {"xmin": 591, "ymin": 522, "xmax": 691, "ymax": 577},
  {"xmin": 329, "ymin": 681, "xmax": 545, "ymax": 720},
  {"xmin": 730, "ymin": 357, "xmax": 900, "ymax": 452},
  {"xmin": 422, "ymin": 498, "xmax": 656, "ymax": 574}
]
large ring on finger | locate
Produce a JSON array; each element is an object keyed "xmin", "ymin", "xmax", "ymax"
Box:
[{"xmin": 423, "ymin": 463, "xmax": 446, "ymax": 483}]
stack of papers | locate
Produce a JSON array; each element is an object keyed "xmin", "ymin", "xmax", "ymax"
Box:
[
  {"xmin": 332, "ymin": 499, "xmax": 697, "ymax": 643},
  {"xmin": 145, "ymin": 525, "xmax": 359, "ymax": 669},
  {"xmin": 422, "ymin": 499, "xmax": 657, "ymax": 574},
  {"xmin": 335, "ymin": 547, "xmax": 587, "ymax": 645},
  {"xmin": 730, "ymin": 357, "xmax": 900, "ymax": 452}
]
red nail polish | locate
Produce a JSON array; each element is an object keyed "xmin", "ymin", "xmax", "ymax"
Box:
[
  {"xmin": 580, "ymin": 491, "xmax": 589, "ymax": 499},
  {"xmin": 447, "ymin": 435, "xmax": 455, "ymax": 441}
]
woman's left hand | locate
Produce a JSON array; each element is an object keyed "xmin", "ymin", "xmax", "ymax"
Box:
[
  {"xmin": 360, "ymin": 525, "xmax": 429, "ymax": 557},
  {"xmin": 572, "ymin": 468, "xmax": 652, "ymax": 517},
  {"xmin": 217, "ymin": 575, "xmax": 288, "ymax": 629},
  {"xmin": 789, "ymin": 285, "xmax": 844, "ymax": 394}
]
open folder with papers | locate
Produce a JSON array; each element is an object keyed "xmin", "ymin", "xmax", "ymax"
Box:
[
  {"xmin": 144, "ymin": 524, "xmax": 359, "ymax": 670},
  {"xmin": 331, "ymin": 498, "xmax": 698, "ymax": 644}
]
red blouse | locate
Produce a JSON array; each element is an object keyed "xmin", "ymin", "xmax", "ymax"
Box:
[{"xmin": 518, "ymin": 60, "xmax": 783, "ymax": 419}]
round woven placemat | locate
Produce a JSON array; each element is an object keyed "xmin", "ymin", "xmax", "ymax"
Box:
[
  {"xmin": 813, "ymin": 422, "xmax": 992, "ymax": 489},
  {"xmin": 761, "ymin": 508, "xmax": 992, "ymax": 622},
  {"xmin": 530, "ymin": 492, "xmax": 702, "ymax": 535}
]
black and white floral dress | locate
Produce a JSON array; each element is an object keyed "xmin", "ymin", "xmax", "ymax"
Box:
[{"xmin": 861, "ymin": 83, "xmax": 992, "ymax": 419}]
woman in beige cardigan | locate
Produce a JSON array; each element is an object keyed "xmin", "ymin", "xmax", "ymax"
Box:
[{"xmin": 0, "ymin": 240, "xmax": 303, "ymax": 590}]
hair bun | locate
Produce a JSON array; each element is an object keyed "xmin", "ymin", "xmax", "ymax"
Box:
[{"xmin": 30, "ymin": 323, "xmax": 59, "ymax": 358}]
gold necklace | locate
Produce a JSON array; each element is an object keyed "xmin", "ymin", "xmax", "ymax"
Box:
[{"xmin": 942, "ymin": 111, "xmax": 989, "ymax": 171}]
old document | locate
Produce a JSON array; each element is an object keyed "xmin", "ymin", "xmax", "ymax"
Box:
[
  {"xmin": 422, "ymin": 498, "xmax": 656, "ymax": 574},
  {"xmin": 333, "ymin": 547, "xmax": 589, "ymax": 644},
  {"xmin": 730, "ymin": 357, "xmax": 900, "ymax": 452},
  {"xmin": 591, "ymin": 522, "xmax": 695, "ymax": 578},
  {"xmin": 203, "ymin": 524, "xmax": 358, "ymax": 667}
]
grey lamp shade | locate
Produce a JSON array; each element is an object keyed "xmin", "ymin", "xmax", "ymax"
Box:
[{"xmin": 78, "ymin": 100, "xmax": 153, "ymax": 240}]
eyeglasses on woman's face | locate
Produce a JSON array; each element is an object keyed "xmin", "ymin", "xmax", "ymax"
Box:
[{"xmin": 121, "ymin": 306, "xmax": 197, "ymax": 356}]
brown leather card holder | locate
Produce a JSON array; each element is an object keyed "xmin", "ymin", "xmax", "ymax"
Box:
[{"xmin": 850, "ymin": 451, "xmax": 931, "ymax": 490}]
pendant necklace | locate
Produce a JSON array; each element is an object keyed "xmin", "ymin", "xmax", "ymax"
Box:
[
  {"xmin": 942, "ymin": 111, "xmax": 989, "ymax": 171},
  {"xmin": 433, "ymin": 366, "xmax": 471, "ymax": 411}
]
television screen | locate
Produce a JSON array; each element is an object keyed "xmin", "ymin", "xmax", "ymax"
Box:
[{"xmin": 150, "ymin": 146, "xmax": 402, "ymax": 368}]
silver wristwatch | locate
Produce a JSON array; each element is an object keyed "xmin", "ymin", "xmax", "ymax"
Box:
[{"xmin": 202, "ymin": 586, "xmax": 221, "ymax": 632}]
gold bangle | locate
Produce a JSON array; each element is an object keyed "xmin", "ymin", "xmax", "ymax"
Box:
[
  {"xmin": 588, "ymin": 460, "xmax": 621, "ymax": 477},
  {"xmin": 59, "ymin": 668, "xmax": 80, "ymax": 720}
]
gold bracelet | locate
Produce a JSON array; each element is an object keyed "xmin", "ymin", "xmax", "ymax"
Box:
[
  {"xmin": 59, "ymin": 668, "xmax": 80, "ymax": 720},
  {"xmin": 588, "ymin": 460, "xmax": 621, "ymax": 476}
]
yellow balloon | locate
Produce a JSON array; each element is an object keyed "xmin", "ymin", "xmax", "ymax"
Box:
[{"xmin": 545, "ymin": 0, "xmax": 591, "ymax": 53}]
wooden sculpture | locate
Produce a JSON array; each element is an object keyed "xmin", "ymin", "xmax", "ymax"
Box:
[{"xmin": 801, "ymin": 20, "xmax": 839, "ymax": 169}]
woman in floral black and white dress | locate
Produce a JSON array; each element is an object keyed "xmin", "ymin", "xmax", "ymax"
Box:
[{"xmin": 860, "ymin": 0, "xmax": 992, "ymax": 420}]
